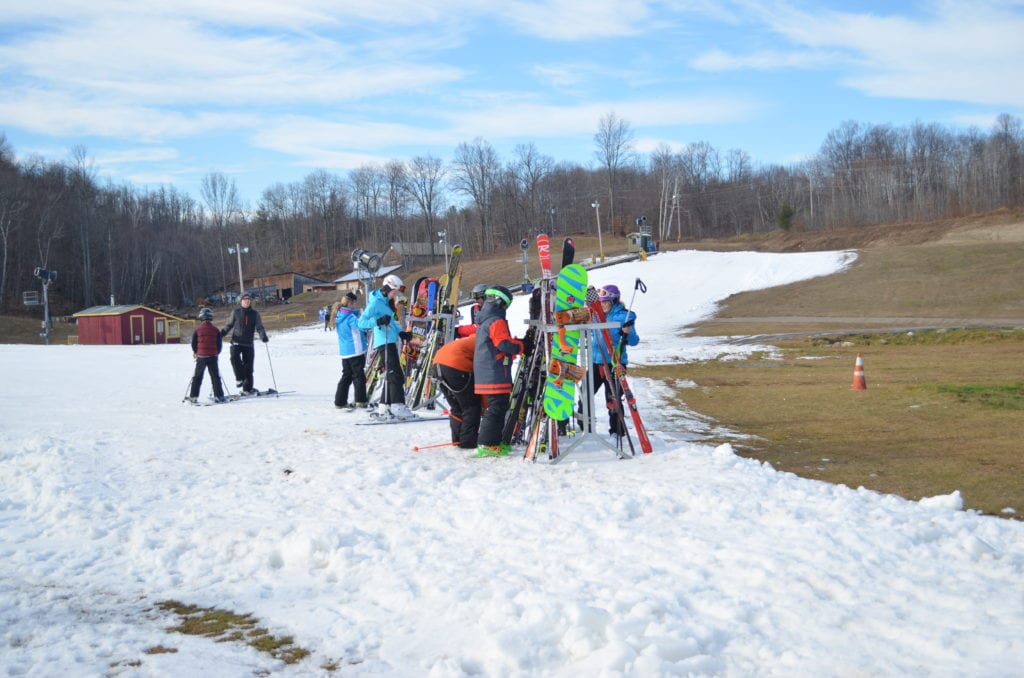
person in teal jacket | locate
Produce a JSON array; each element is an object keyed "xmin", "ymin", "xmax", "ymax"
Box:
[
  {"xmin": 589, "ymin": 284, "xmax": 639, "ymax": 436},
  {"xmin": 334, "ymin": 291, "xmax": 368, "ymax": 408},
  {"xmin": 356, "ymin": 274, "xmax": 414, "ymax": 419}
]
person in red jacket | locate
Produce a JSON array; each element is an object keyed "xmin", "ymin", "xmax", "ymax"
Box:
[
  {"xmin": 433, "ymin": 334, "xmax": 481, "ymax": 449},
  {"xmin": 187, "ymin": 307, "xmax": 226, "ymax": 403},
  {"xmin": 473, "ymin": 286, "xmax": 523, "ymax": 456}
]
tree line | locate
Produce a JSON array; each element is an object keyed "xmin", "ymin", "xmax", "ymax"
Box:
[{"xmin": 1, "ymin": 112, "xmax": 1021, "ymax": 315}]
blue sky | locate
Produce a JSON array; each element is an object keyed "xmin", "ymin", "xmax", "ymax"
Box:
[{"xmin": 1, "ymin": 1, "xmax": 1022, "ymax": 206}]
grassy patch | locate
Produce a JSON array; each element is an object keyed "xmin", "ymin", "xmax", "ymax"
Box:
[
  {"xmin": 934, "ymin": 383, "xmax": 1024, "ymax": 410},
  {"xmin": 635, "ymin": 329, "xmax": 1024, "ymax": 518},
  {"xmin": 158, "ymin": 600, "xmax": 311, "ymax": 665}
]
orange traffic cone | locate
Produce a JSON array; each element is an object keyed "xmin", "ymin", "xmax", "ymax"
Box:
[{"xmin": 851, "ymin": 353, "xmax": 867, "ymax": 391}]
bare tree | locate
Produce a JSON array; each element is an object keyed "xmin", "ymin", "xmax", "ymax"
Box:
[
  {"xmin": 593, "ymin": 111, "xmax": 636, "ymax": 232},
  {"xmin": 451, "ymin": 138, "xmax": 501, "ymax": 252},
  {"xmin": 200, "ymin": 172, "xmax": 242, "ymax": 292},
  {"xmin": 404, "ymin": 155, "xmax": 446, "ymax": 249}
]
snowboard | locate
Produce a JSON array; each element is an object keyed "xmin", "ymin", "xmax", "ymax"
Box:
[{"xmin": 542, "ymin": 263, "xmax": 587, "ymax": 421}]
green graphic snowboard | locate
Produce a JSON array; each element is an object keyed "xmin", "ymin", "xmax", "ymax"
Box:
[{"xmin": 543, "ymin": 263, "xmax": 587, "ymax": 420}]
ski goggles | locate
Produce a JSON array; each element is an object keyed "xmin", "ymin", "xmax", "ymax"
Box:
[{"xmin": 485, "ymin": 288, "xmax": 512, "ymax": 307}]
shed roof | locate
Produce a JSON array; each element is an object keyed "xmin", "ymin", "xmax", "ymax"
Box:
[{"xmin": 73, "ymin": 304, "xmax": 184, "ymax": 320}]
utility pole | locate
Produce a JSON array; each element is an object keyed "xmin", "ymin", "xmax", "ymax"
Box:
[
  {"xmin": 227, "ymin": 243, "xmax": 248, "ymax": 299},
  {"xmin": 591, "ymin": 201, "xmax": 604, "ymax": 263}
]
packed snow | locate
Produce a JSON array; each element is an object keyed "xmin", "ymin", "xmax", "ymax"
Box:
[{"xmin": 2, "ymin": 249, "xmax": 1023, "ymax": 677}]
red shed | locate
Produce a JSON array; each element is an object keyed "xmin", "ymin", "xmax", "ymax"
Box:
[{"xmin": 72, "ymin": 305, "xmax": 186, "ymax": 345}]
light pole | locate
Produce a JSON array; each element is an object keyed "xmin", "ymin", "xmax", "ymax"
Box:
[
  {"xmin": 549, "ymin": 207, "xmax": 555, "ymax": 234},
  {"xmin": 437, "ymin": 230, "xmax": 449, "ymax": 272},
  {"xmin": 591, "ymin": 201, "xmax": 604, "ymax": 263},
  {"xmin": 227, "ymin": 243, "xmax": 248, "ymax": 299}
]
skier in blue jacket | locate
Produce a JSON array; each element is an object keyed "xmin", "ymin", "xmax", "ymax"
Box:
[
  {"xmin": 334, "ymin": 291, "xmax": 368, "ymax": 409},
  {"xmin": 589, "ymin": 284, "xmax": 639, "ymax": 437},
  {"xmin": 356, "ymin": 274, "xmax": 414, "ymax": 419}
]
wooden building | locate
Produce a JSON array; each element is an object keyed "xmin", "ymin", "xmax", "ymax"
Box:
[
  {"xmin": 72, "ymin": 305, "xmax": 186, "ymax": 345},
  {"xmin": 248, "ymin": 272, "xmax": 329, "ymax": 301}
]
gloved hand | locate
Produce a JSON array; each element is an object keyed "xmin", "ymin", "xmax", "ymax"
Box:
[
  {"xmin": 614, "ymin": 364, "xmax": 627, "ymax": 378},
  {"xmin": 376, "ymin": 315, "xmax": 391, "ymax": 327},
  {"xmin": 398, "ymin": 331, "xmax": 413, "ymax": 342},
  {"xmin": 261, "ymin": 335, "xmax": 269, "ymax": 343}
]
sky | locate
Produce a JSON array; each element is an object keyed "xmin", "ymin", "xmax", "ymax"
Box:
[
  {"xmin": 3, "ymin": 248, "xmax": 1023, "ymax": 675},
  {"xmin": 1, "ymin": 1, "xmax": 1023, "ymax": 206}
]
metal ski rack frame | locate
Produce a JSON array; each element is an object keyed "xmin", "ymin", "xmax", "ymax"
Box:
[{"xmin": 523, "ymin": 317, "xmax": 629, "ymax": 463}]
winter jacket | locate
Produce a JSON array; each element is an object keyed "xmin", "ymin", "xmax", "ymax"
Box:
[
  {"xmin": 433, "ymin": 335, "xmax": 475, "ymax": 373},
  {"xmin": 473, "ymin": 301, "xmax": 523, "ymax": 396},
  {"xmin": 222, "ymin": 306, "xmax": 267, "ymax": 345},
  {"xmin": 591, "ymin": 302, "xmax": 638, "ymax": 366},
  {"xmin": 335, "ymin": 305, "xmax": 366, "ymax": 358},
  {"xmin": 191, "ymin": 321, "xmax": 222, "ymax": 357},
  {"xmin": 356, "ymin": 288, "xmax": 402, "ymax": 348}
]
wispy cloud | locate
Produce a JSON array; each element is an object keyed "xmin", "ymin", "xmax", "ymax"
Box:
[
  {"xmin": 691, "ymin": 48, "xmax": 848, "ymax": 71},
  {"xmin": 497, "ymin": 0, "xmax": 652, "ymax": 40},
  {"xmin": 746, "ymin": 1, "xmax": 1024, "ymax": 107}
]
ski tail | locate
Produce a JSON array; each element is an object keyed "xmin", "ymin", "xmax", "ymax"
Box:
[
  {"xmin": 561, "ymin": 237, "xmax": 575, "ymax": 269},
  {"xmin": 537, "ymin": 233, "xmax": 552, "ymax": 279}
]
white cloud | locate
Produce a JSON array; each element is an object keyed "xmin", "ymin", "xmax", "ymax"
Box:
[
  {"xmin": 498, "ymin": 0, "xmax": 651, "ymax": 40},
  {"xmin": 691, "ymin": 48, "xmax": 848, "ymax": 71},
  {"xmin": 747, "ymin": 1, "xmax": 1024, "ymax": 107},
  {"xmin": 0, "ymin": 89, "xmax": 255, "ymax": 140}
]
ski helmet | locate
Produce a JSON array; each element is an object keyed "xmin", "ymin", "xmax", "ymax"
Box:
[
  {"xmin": 597, "ymin": 284, "xmax": 621, "ymax": 303},
  {"xmin": 485, "ymin": 285, "xmax": 513, "ymax": 308},
  {"xmin": 471, "ymin": 283, "xmax": 488, "ymax": 299},
  {"xmin": 198, "ymin": 307, "xmax": 214, "ymax": 321},
  {"xmin": 382, "ymin": 273, "xmax": 405, "ymax": 292}
]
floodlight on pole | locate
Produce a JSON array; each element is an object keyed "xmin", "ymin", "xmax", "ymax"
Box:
[
  {"xmin": 437, "ymin": 230, "xmax": 449, "ymax": 272},
  {"xmin": 591, "ymin": 201, "xmax": 604, "ymax": 263},
  {"xmin": 227, "ymin": 243, "xmax": 249, "ymax": 298}
]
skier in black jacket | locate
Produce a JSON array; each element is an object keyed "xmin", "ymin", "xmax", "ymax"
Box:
[{"xmin": 221, "ymin": 293, "xmax": 269, "ymax": 395}]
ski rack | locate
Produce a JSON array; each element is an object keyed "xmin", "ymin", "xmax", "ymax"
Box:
[{"xmin": 523, "ymin": 318, "xmax": 628, "ymax": 463}]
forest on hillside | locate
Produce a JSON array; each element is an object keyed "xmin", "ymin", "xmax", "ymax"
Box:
[{"xmin": 1, "ymin": 113, "xmax": 1021, "ymax": 313}]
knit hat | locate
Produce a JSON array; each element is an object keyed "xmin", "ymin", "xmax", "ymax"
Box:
[{"xmin": 345, "ymin": 291, "xmax": 358, "ymax": 302}]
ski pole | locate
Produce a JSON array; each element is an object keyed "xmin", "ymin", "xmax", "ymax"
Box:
[
  {"xmin": 263, "ymin": 341, "xmax": 279, "ymax": 396},
  {"xmin": 619, "ymin": 278, "xmax": 647, "ymax": 354},
  {"xmin": 412, "ymin": 441, "xmax": 457, "ymax": 452}
]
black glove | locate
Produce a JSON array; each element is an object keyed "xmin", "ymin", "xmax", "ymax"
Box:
[
  {"xmin": 376, "ymin": 315, "xmax": 391, "ymax": 327},
  {"xmin": 261, "ymin": 335, "xmax": 269, "ymax": 343},
  {"xmin": 398, "ymin": 331, "xmax": 413, "ymax": 342}
]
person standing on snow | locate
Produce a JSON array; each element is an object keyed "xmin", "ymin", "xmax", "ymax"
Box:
[
  {"xmin": 357, "ymin": 273, "xmax": 415, "ymax": 419},
  {"xmin": 588, "ymin": 284, "xmax": 639, "ymax": 437},
  {"xmin": 221, "ymin": 292, "xmax": 269, "ymax": 395},
  {"xmin": 334, "ymin": 291, "xmax": 368, "ymax": 409},
  {"xmin": 473, "ymin": 286, "xmax": 523, "ymax": 456},
  {"xmin": 455, "ymin": 282, "xmax": 488, "ymax": 338},
  {"xmin": 433, "ymin": 334, "xmax": 481, "ymax": 449},
  {"xmin": 187, "ymin": 307, "xmax": 226, "ymax": 403}
]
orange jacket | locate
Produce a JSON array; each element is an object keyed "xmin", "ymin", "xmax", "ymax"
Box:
[{"xmin": 433, "ymin": 335, "xmax": 475, "ymax": 373}]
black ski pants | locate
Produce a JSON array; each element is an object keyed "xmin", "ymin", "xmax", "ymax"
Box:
[
  {"xmin": 587, "ymin": 365, "xmax": 627, "ymax": 436},
  {"xmin": 381, "ymin": 343, "xmax": 405, "ymax": 405},
  {"xmin": 336, "ymin": 354, "xmax": 368, "ymax": 406},
  {"xmin": 437, "ymin": 364, "xmax": 480, "ymax": 448},
  {"xmin": 478, "ymin": 392, "xmax": 510, "ymax": 447},
  {"xmin": 230, "ymin": 343, "xmax": 256, "ymax": 391},
  {"xmin": 190, "ymin": 357, "xmax": 224, "ymax": 399}
]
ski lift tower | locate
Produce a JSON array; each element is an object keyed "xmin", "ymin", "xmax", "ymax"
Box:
[{"xmin": 32, "ymin": 267, "xmax": 57, "ymax": 345}]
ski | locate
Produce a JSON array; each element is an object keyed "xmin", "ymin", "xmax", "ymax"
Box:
[
  {"xmin": 537, "ymin": 233, "xmax": 553, "ymax": 279},
  {"xmin": 586, "ymin": 288, "xmax": 652, "ymax": 454},
  {"xmin": 561, "ymin": 237, "xmax": 575, "ymax": 270},
  {"xmin": 356, "ymin": 415, "xmax": 449, "ymax": 426}
]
